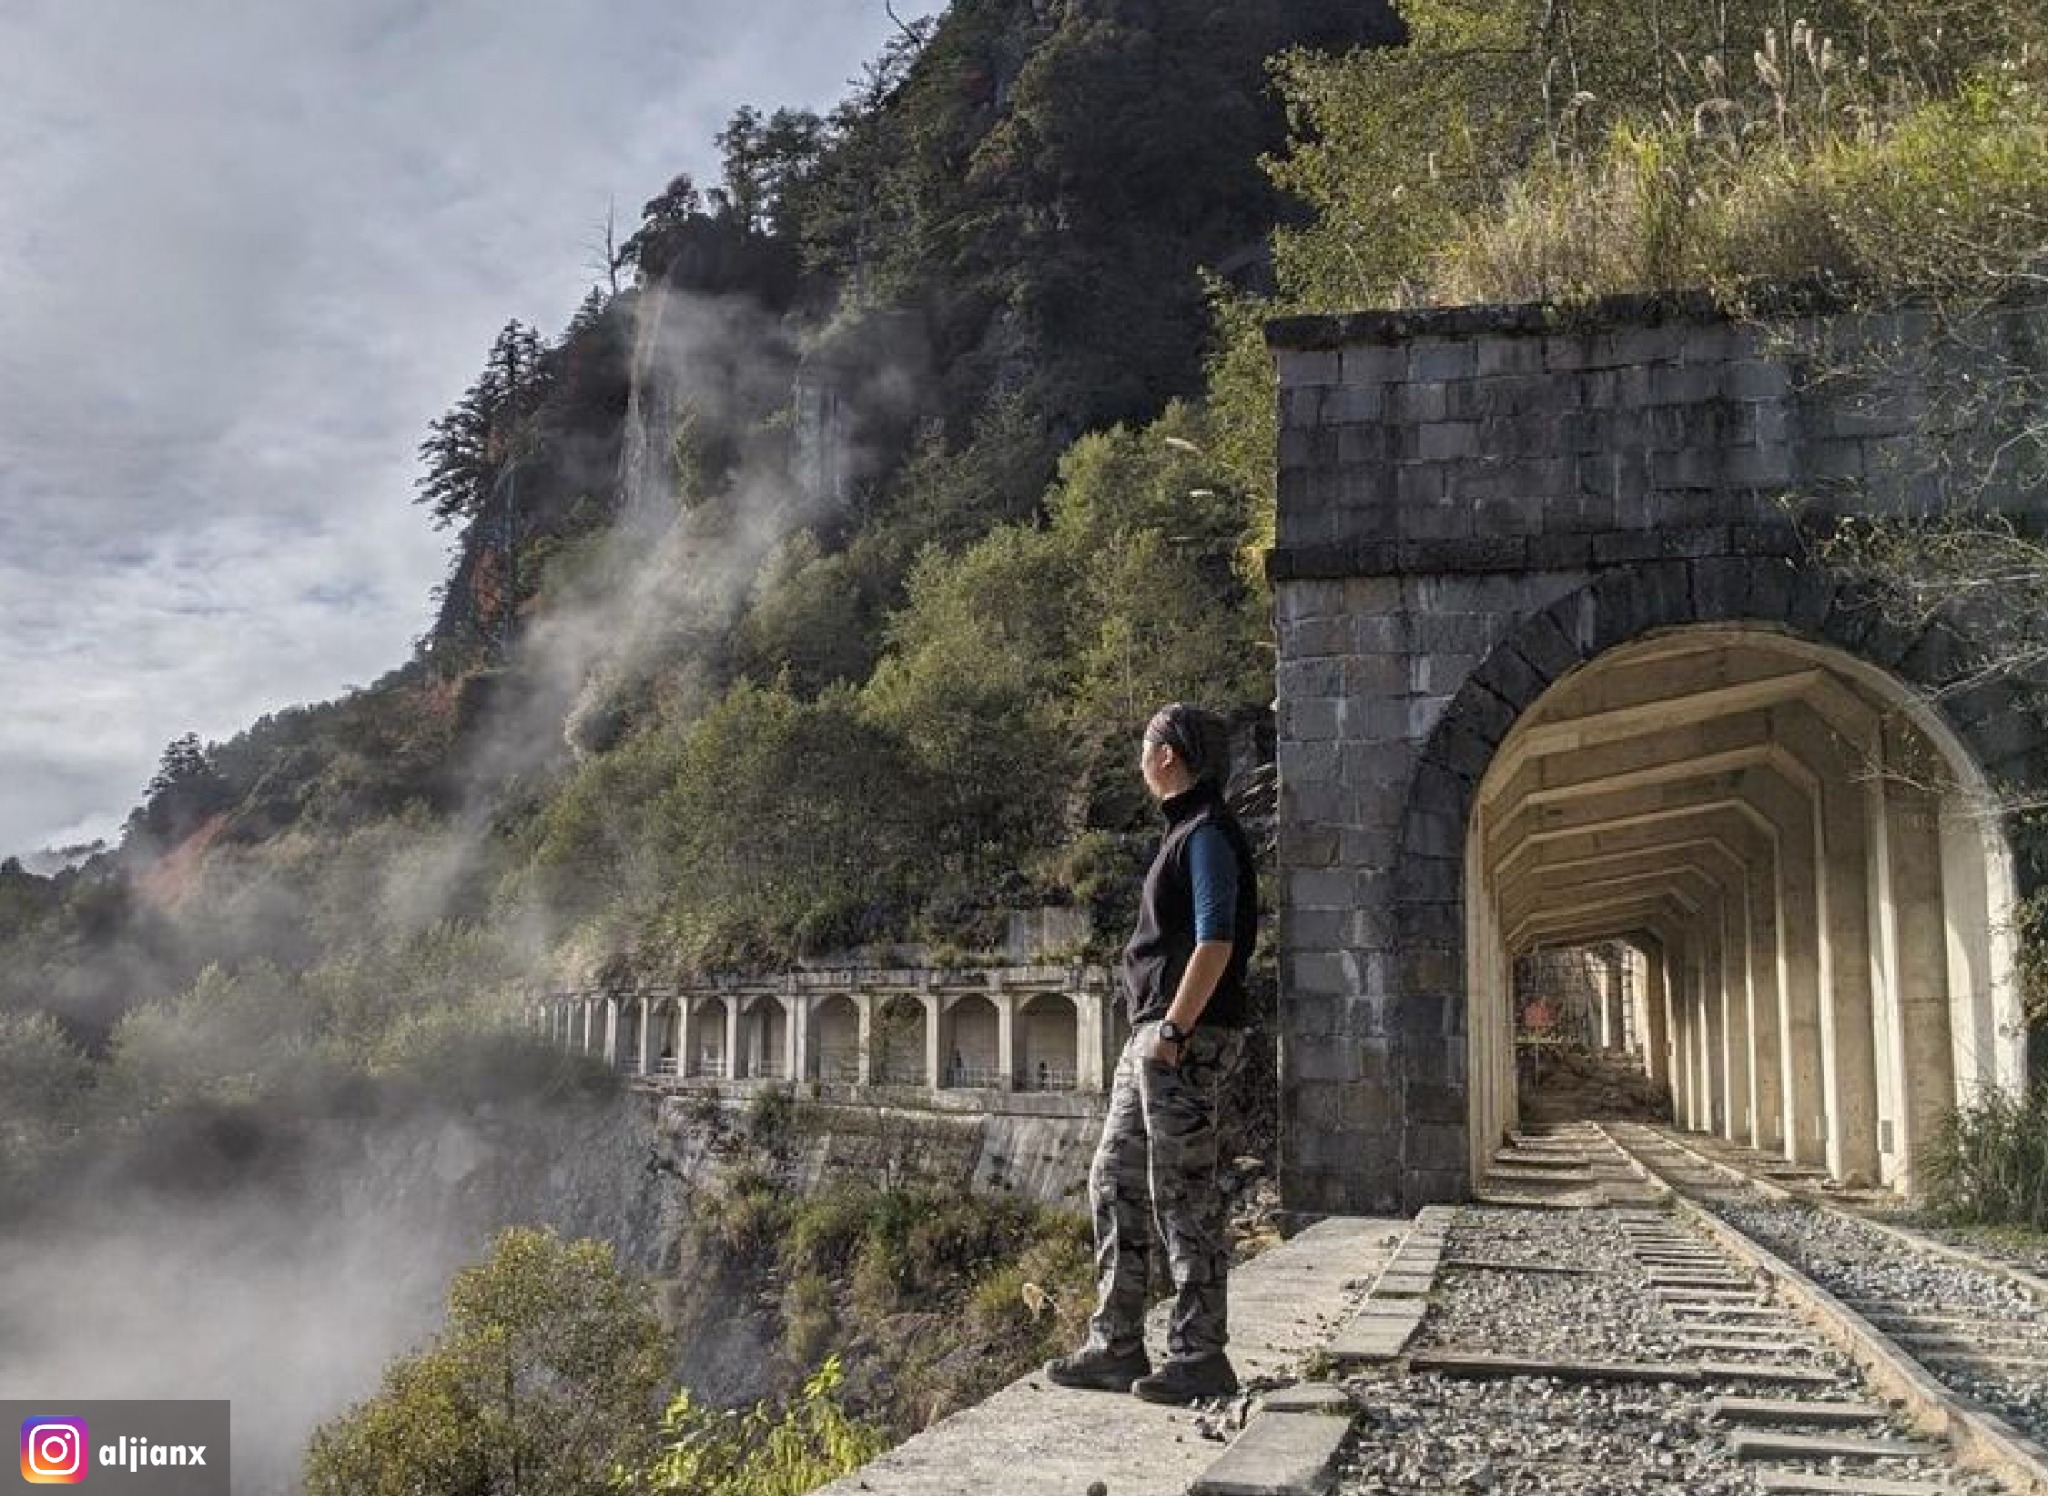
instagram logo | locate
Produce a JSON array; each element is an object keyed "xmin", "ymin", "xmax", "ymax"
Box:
[{"xmin": 20, "ymin": 1418, "xmax": 88, "ymax": 1483}]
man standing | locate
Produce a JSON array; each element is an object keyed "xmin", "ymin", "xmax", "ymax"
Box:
[{"xmin": 1047, "ymin": 702, "xmax": 1258, "ymax": 1404}]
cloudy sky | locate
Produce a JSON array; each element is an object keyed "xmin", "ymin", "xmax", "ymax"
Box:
[{"xmin": 0, "ymin": 0, "xmax": 941, "ymax": 859}]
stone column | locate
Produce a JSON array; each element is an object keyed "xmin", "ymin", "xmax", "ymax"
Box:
[
  {"xmin": 1077, "ymin": 987, "xmax": 1109, "ymax": 1093},
  {"xmin": 922, "ymin": 994, "xmax": 943, "ymax": 1095},
  {"xmin": 996, "ymin": 992, "xmax": 1019, "ymax": 1090},
  {"xmin": 603, "ymin": 998, "xmax": 620, "ymax": 1068},
  {"xmin": 855, "ymin": 994, "xmax": 875, "ymax": 1086},
  {"xmin": 676, "ymin": 997, "xmax": 695, "ymax": 1077},
  {"xmin": 782, "ymin": 995, "xmax": 801, "ymax": 1081},
  {"xmin": 724, "ymin": 996, "xmax": 743, "ymax": 1080},
  {"xmin": 636, "ymin": 996, "xmax": 653, "ymax": 1076}
]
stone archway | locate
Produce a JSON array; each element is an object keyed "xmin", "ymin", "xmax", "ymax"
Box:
[{"xmin": 1451, "ymin": 622, "xmax": 2024, "ymax": 1195}]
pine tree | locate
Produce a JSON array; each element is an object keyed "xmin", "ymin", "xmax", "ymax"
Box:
[{"xmin": 413, "ymin": 322, "xmax": 551, "ymax": 528}]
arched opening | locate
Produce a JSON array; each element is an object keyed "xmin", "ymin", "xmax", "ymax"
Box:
[
  {"xmin": 652, "ymin": 999, "xmax": 681, "ymax": 1076},
  {"xmin": 616, "ymin": 996, "xmax": 643, "ymax": 1074},
  {"xmin": 690, "ymin": 996, "xmax": 730, "ymax": 1079},
  {"xmin": 1019, "ymin": 993, "xmax": 1080, "ymax": 1092},
  {"xmin": 1466, "ymin": 626, "xmax": 2024, "ymax": 1193},
  {"xmin": 941, "ymin": 995, "xmax": 1000, "ymax": 1088},
  {"xmin": 812, "ymin": 995, "xmax": 860, "ymax": 1082},
  {"xmin": 740, "ymin": 995, "xmax": 789, "ymax": 1080},
  {"xmin": 874, "ymin": 995, "xmax": 928, "ymax": 1087}
]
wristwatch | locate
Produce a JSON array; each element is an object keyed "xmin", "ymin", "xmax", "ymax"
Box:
[{"xmin": 1158, "ymin": 1018, "xmax": 1188, "ymax": 1044}]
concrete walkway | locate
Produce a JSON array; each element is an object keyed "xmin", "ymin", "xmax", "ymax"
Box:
[{"xmin": 813, "ymin": 1215, "xmax": 1407, "ymax": 1496}]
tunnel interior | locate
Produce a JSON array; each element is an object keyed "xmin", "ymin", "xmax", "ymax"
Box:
[{"xmin": 1466, "ymin": 626, "xmax": 2027, "ymax": 1193}]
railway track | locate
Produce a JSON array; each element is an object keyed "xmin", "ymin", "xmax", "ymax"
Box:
[
  {"xmin": 1311, "ymin": 1121, "xmax": 2044, "ymax": 1494},
  {"xmin": 1595, "ymin": 1120, "xmax": 2048, "ymax": 1494}
]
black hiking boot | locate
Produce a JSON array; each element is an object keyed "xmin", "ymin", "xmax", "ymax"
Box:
[
  {"xmin": 1131, "ymin": 1353, "xmax": 1239, "ymax": 1405},
  {"xmin": 1045, "ymin": 1344, "xmax": 1151, "ymax": 1393}
]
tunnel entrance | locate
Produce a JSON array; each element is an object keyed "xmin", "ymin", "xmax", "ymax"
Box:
[
  {"xmin": 1466, "ymin": 627, "xmax": 2026, "ymax": 1194},
  {"xmin": 1513, "ymin": 941, "xmax": 1670, "ymax": 1128}
]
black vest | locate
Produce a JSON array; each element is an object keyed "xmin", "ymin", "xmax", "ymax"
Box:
[{"xmin": 1121, "ymin": 781, "xmax": 1258, "ymax": 1027}]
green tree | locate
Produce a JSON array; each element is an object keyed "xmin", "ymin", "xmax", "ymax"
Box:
[
  {"xmin": 416, "ymin": 321, "xmax": 552, "ymax": 528},
  {"xmin": 304, "ymin": 1227, "xmax": 666, "ymax": 1496},
  {"xmin": 639, "ymin": 1357, "xmax": 885, "ymax": 1496}
]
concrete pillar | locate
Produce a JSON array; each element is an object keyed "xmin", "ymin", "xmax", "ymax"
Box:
[
  {"xmin": 791, "ymin": 993, "xmax": 810, "ymax": 1083},
  {"xmin": 1643, "ymin": 941, "xmax": 1671, "ymax": 1087},
  {"xmin": 636, "ymin": 995, "xmax": 652, "ymax": 1076},
  {"xmin": 1816, "ymin": 769, "xmax": 1882, "ymax": 1184},
  {"xmin": 1774, "ymin": 807, "xmax": 1828, "ymax": 1168},
  {"xmin": 1883, "ymin": 767, "xmax": 1957, "ymax": 1193},
  {"xmin": 602, "ymin": 998, "xmax": 621, "ymax": 1069},
  {"xmin": 1746, "ymin": 856, "xmax": 1785, "ymax": 1154},
  {"xmin": 677, "ymin": 997, "xmax": 695, "ymax": 1077},
  {"xmin": 922, "ymin": 994, "xmax": 943, "ymax": 1095},
  {"xmin": 579, "ymin": 998, "xmax": 596, "ymax": 1054},
  {"xmin": 1601, "ymin": 947, "xmax": 1626, "ymax": 1050},
  {"xmin": 1077, "ymin": 988, "xmax": 1108, "ymax": 1092},
  {"xmin": 855, "ymin": 995, "xmax": 875, "ymax": 1086},
  {"xmin": 1699, "ymin": 917, "xmax": 1726, "ymax": 1136},
  {"xmin": 1720, "ymin": 887, "xmax": 1752, "ymax": 1145},
  {"xmin": 724, "ymin": 995, "xmax": 742, "ymax": 1080},
  {"xmin": 996, "ymin": 992, "xmax": 1019, "ymax": 1090},
  {"xmin": 1671, "ymin": 942, "xmax": 1696, "ymax": 1129}
]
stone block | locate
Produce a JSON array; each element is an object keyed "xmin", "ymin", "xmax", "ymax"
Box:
[
  {"xmin": 1341, "ymin": 344, "xmax": 1406, "ymax": 385},
  {"xmin": 1410, "ymin": 338, "xmax": 1478, "ymax": 382},
  {"xmin": 1322, "ymin": 383, "xmax": 1383, "ymax": 423},
  {"xmin": 1280, "ymin": 829, "xmax": 1341, "ymax": 871},
  {"xmin": 1514, "ymin": 608, "xmax": 1587, "ymax": 684},
  {"xmin": 1396, "ymin": 855, "xmax": 1461, "ymax": 904},
  {"xmin": 1280, "ymin": 696, "xmax": 1341, "ymax": 742},
  {"xmin": 1396, "ymin": 900, "xmax": 1462, "ymax": 945},
  {"xmin": 1418, "ymin": 420, "xmax": 1481, "ymax": 462},
  {"xmin": 1747, "ymin": 556, "xmax": 1796, "ymax": 624},
  {"xmin": 1690, "ymin": 556, "xmax": 1756, "ymax": 621},
  {"xmin": 1278, "ymin": 349, "xmax": 1340, "ymax": 387},
  {"xmin": 1278, "ymin": 739, "xmax": 1340, "ymax": 786},
  {"xmin": 1396, "ymin": 499, "xmax": 1476, "ymax": 541},
  {"xmin": 1406, "ymin": 1080, "xmax": 1468, "ymax": 1124},
  {"xmin": 1653, "ymin": 447, "xmax": 1726, "ymax": 489},
  {"xmin": 1285, "ymin": 617, "xmax": 1353, "ymax": 660},
  {"xmin": 1724, "ymin": 442, "xmax": 1794, "ymax": 488},
  {"xmin": 1278, "ymin": 657, "xmax": 1349, "ymax": 700},
  {"xmin": 1292, "ymin": 950, "xmax": 1362, "ymax": 997},
  {"xmin": 1724, "ymin": 359, "xmax": 1793, "ymax": 399},
  {"xmin": 1477, "ymin": 336, "xmax": 1546, "ymax": 377},
  {"xmin": 1409, "ymin": 1122, "xmax": 1470, "ymax": 1173},
  {"xmin": 1287, "ymin": 1043, "xmax": 1382, "ymax": 1086},
  {"xmin": 1288, "ymin": 869, "xmax": 1355, "ymax": 912},
  {"xmin": 1473, "ymin": 495, "xmax": 1547, "ymax": 537},
  {"xmin": 1347, "ymin": 652, "xmax": 1412, "ymax": 697},
  {"xmin": 1338, "ymin": 423, "xmax": 1396, "ymax": 465},
  {"xmin": 1394, "ymin": 381, "xmax": 1448, "ymax": 424},
  {"xmin": 1395, "ymin": 461, "xmax": 1449, "ymax": 506},
  {"xmin": 1527, "ymin": 531, "xmax": 1596, "ymax": 571},
  {"xmin": 1466, "ymin": 646, "xmax": 1543, "ymax": 715}
]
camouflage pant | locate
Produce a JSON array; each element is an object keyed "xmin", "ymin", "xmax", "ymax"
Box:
[{"xmin": 1086, "ymin": 1020, "xmax": 1247, "ymax": 1362}]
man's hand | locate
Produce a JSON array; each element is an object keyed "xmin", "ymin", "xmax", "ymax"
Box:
[{"xmin": 1142, "ymin": 1030, "xmax": 1183, "ymax": 1068}]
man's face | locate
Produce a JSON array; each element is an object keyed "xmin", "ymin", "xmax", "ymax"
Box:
[{"xmin": 1139, "ymin": 729, "xmax": 1174, "ymax": 800}]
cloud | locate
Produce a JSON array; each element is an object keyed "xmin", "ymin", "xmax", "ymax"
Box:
[{"xmin": 0, "ymin": 0, "xmax": 942, "ymax": 857}]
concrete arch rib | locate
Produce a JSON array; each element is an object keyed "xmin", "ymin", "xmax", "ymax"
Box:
[{"xmin": 1368, "ymin": 568, "xmax": 2033, "ymax": 1211}]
